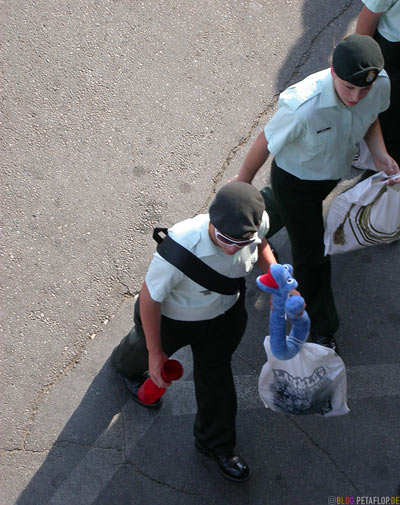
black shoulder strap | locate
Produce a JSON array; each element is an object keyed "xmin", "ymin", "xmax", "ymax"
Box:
[{"xmin": 152, "ymin": 228, "xmax": 245, "ymax": 295}]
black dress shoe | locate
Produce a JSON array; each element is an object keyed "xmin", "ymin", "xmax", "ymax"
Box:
[
  {"xmin": 122, "ymin": 374, "xmax": 163, "ymax": 408},
  {"xmin": 195, "ymin": 440, "xmax": 251, "ymax": 482},
  {"xmin": 310, "ymin": 333, "xmax": 339, "ymax": 353}
]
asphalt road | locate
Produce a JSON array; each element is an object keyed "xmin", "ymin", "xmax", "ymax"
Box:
[{"xmin": 1, "ymin": 1, "xmax": 399, "ymax": 504}]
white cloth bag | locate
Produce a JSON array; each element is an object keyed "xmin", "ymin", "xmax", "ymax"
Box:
[
  {"xmin": 352, "ymin": 139, "xmax": 376, "ymax": 170},
  {"xmin": 324, "ymin": 171, "xmax": 400, "ymax": 255},
  {"xmin": 258, "ymin": 336, "xmax": 349, "ymax": 417}
]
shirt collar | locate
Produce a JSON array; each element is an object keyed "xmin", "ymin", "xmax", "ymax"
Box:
[
  {"xmin": 195, "ymin": 216, "xmax": 220, "ymax": 257},
  {"xmin": 318, "ymin": 72, "xmax": 342, "ymax": 109}
]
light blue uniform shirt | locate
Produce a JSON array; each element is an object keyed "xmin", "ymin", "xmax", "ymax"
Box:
[
  {"xmin": 265, "ymin": 68, "xmax": 390, "ymax": 180},
  {"xmin": 146, "ymin": 212, "xmax": 269, "ymax": 321},
  {"xmin": 362, "ymin": 0, "xmax": 400, "ymax": 41}
]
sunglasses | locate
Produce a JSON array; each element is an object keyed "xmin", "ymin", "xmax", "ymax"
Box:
[{"xmin": 215, "ymin": 229, "xmax": 257, "ymax": 247}]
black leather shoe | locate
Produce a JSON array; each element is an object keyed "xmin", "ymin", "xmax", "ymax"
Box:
[
  {"xmin": 122, "ymin": 374, "xmax": 163, "ymax": 408},
  {"xmin": 195, "ymin": 440, "xmax": 251, "ymax": 482},
  {"xmin": 310, "ymin": 333, "xmax": 339, "ymax": 354}
]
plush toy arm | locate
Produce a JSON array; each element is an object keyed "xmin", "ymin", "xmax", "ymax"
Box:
[
  {"xmin": 257, "ymin": 264, "xmax": 310, "ymax": 361},
  {"xmin": 271, "ymin": 295, "xmax": 310, "ymax": 360}
]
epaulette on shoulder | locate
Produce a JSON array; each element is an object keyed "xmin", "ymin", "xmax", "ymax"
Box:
[
  {"xmin": 279, "ymin": 70, "xmax": 326, "ymax": 111},
  {"xmin": 168, "ymin": 219, "xmax": 202, "ymax": 251}
]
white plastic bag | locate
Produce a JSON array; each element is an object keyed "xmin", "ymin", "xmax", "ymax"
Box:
[
  {"xmin": 324, "ymin": 171, "xmax": 400, "ymax": 255},
  {"xmin": 258, "ymin": 336, "xmax": 349, "ymax": 417}
]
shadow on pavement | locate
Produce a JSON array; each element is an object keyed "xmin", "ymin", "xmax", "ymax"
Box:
[{"xmin": 275, "ymin": 0, "xmax": 360, "ymax": 93}]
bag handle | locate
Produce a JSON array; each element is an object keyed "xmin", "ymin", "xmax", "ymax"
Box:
[{"xmin": 153, "ymin": 227, "xmax": 169, "ymax": 245}]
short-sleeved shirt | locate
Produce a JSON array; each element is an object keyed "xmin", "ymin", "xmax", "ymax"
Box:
[
  {"xmin": 145, "ymin": 212, "xmax": 269, "ymax": 321},
  {"xmin": 362, "ymin": 0, "xmax": 400, "ymax": 41},
  {"xmin": 265, "ymin": 68, "xmax": 390, "ymax": 180}
]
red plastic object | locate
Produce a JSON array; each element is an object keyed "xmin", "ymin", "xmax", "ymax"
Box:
[
  {"xmin": 258, "ymin": 271, "xmax": 279, "ymax": 289},
  {"xmin": 137, "ymin": 359, "xmax": 183, "ymax": 405}
]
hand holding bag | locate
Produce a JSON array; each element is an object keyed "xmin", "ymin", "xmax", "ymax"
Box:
[
  {"xmin": 324, "ymin": 171, "xmax": 400, "ymax": 255},
  {"xmin": 258, "ymin": 336, "xmax": 349, "ymax": 417}
]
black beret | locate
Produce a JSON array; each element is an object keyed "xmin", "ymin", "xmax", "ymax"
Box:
[
  {"xmin": 209, "ymin": 182, "xmax": 266, "ymax": 239},
  {"xmin": 332, "ymin": 34, "xmax": 384, "ymax": 87}
]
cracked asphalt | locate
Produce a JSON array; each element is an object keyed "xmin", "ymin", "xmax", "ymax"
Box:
[{"xmin": 1, "ymin": 1, "xmax": 400, "ymax": 504}]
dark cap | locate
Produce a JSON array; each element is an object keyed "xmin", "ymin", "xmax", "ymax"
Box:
[
  {"xmin": 332, "ymin": 34, "xmax": 384, "ymax": 87},
  {"xmin": 209, "ymin": 182, "xmax": 266, "ymax": 239}
]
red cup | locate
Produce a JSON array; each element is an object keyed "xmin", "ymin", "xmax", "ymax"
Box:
[{"xmin": 137, "ymin": 359, "xmax": 183, "ymax": 405}]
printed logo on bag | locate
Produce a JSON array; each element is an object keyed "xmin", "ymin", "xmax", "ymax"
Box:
[{"xmin": 270, "ymin": 367, "xmax": 334, "ymax": 415}]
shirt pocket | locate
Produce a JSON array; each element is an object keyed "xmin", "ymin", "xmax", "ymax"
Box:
[{"xmin": 309, "ymin": 124, "xmax": 337, "ymax": 146}]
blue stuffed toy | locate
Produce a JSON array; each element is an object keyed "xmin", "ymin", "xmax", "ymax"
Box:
[{"xmin": 257, "ymin": 264, "xmax": 310, "ymax": 360}]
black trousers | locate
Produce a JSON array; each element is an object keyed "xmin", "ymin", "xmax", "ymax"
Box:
[
  {"xmin": 262, "ymin": 160, "xmax": 340, "ymax": 336},
  {"xmin": 375, "ymin": 32, "xmax": 400, "ymax": 166},
  {"xmin": 111, "ymin": 292, "xmax": 248, "ymax": 455}
]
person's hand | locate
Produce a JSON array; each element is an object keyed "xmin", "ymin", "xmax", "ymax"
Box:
[
  {"xmin": 374, "ymin": 154, "xmax": 400, "ymax": 185},
  {"xmin": 386, "ymin": 172, "xmax": 400, "ymax": 186},
  {"xmin": 148, "ymin": 350, "xmax": 170, "ymax": 388},
  {"xmin": 387, "ymin": 177, "xmax": 400, "ymax": 186},
  {"xmin": 227, "ymin": 174, "xmax": 242, "ymax": 184},
  {"xmin": 269, "ymin": 289, "xmax": 304, "ymax": 312}
]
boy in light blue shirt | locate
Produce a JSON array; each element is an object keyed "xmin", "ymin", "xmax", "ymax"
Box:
[
  {"xmin": 111, "ymin": 182, "xmax": 278, "ymax": 483},
  {"xmin": 232, "ymin": 34, "xmax": 399, "ymax": 352}
]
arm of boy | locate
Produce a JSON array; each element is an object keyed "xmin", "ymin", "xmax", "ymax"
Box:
[
  {"xmin": 364, "ymin": 119, "xmax": 400, "ymax": 185},
  {"xmin": 355, "ymin": 6, "xmax": 383, "ymax": 36},
  {"xmin": 256, "ymin": 238, "xmax": 277, "ymax": 272},
  {"xmin": 230, "ymin": 131, "xmax": 271, "ymax": 184},
  {"xmin": 139, "ymin": 281, "xmax": 171, "ymax": 388}
]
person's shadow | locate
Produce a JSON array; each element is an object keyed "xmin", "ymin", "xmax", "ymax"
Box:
[
  {"xmin": 275, "ymin": 0, "xmax": 361, "ymax": 92},
  {"xmin": 14, "ymin": 361, "xmax": 173, "ymax": 505},
  {"xmin": 15, "ymin": 362, "xmax": 118, "ymax": 505}
]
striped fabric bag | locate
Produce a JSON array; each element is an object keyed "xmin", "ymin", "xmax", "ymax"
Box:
[{"xmin": 324, "ymin": 172, "xmax": 400, "ymax": 255}]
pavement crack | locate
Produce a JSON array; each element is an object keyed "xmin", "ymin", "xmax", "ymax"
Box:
[
  {"xmin": 200, "ymin": 102, "xmax": 279, "ymax": 212},
  {"xmin": 124, "ymin": 459, "xmax": 200, "ymax": 496},
  {"xmin": 0, "ymin": 447, "xmax": 50, "ymax": 456},
  {"xmin": 234, "ymin": 350, "xmax": 259, "ymax": 374},
  {"xmin": 53, "ymin": 440, "xmax": 125, "ymax": 453},
  {"xmin": 3, "ymin": 439, "xmax": 124, "ymax": 457},
  {"xmin": 116, "ymin": 386, "xmax": 129, "ymax": 459},
  {"xmin": 112, "ymin": 259, "xmax": 138, "ymax": 299},
  {"xmin": 201, "ymin": 0, "xmax": 354, "ymax": 213},
  {"xmin": 20, "ymin": 309, "xmax": 122, "ymax": 451},
  {"xmin": 20, "ymin": 351, "xmax": 87, "ymax": 451},
  {"xmin": 286, "ymin": 1, "xmax": 354, "ymax": 85},
  {"xmin": 117, "ymin": 276, "xmax": 137, "ymax": 299},
  {"xmin": 288, "ymin": 417, "xmax": 361, "ymax": 494}
]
